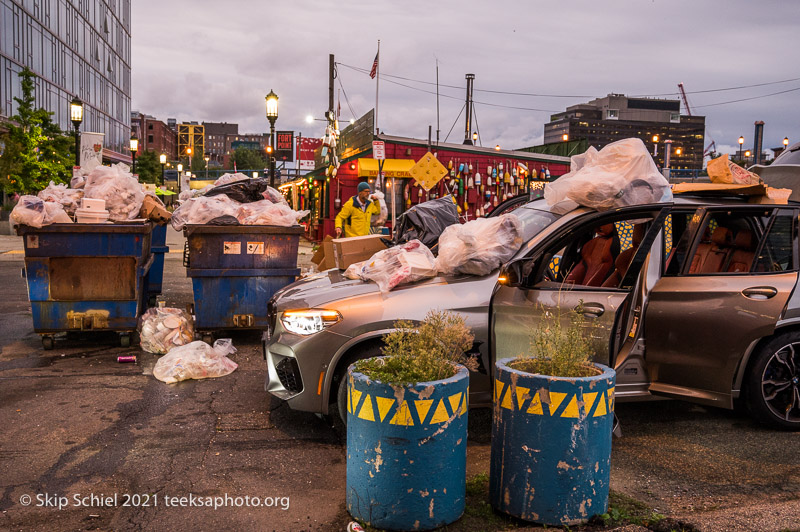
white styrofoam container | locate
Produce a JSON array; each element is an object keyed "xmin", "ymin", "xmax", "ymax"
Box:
[
  {"xmin": 75, "ymin": 208, "xmax": 110, "ymax": 224},
  {"xmin": 81, "ymin": 198, "xmax": 106, "ymax": 211}
]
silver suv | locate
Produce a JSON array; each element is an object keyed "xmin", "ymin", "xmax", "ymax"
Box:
[{"xmin": 266, "ymin": 195, "xmax": 800, "ymax": 429}]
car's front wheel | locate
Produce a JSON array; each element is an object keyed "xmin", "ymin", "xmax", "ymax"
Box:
[{"xmin": 746, "ymin": 332, "xmax": 800, "ymax": 430}]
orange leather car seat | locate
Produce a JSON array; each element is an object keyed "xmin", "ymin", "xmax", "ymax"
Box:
[
  {"xmin": 564, "ymin": 224, "xmax": 615, "ymax": 286},
  {"xmin": 602, "ymin": 224, "xmax": 646, "ymax": 288},
  {"xmin": 727, "ymin": 229, "xmax": 756, "ymax": 273},
  {"xmin": 689, "ymin": 226, "xmax": 732, "ymax": 273}
]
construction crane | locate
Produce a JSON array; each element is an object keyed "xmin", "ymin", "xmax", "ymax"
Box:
[{"xmin": 678, "ymin": 82, "xmax": 716, "ymax": 158}]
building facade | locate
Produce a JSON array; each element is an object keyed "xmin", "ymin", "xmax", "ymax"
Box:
[
  {"xmin": 1, "ymin": 0, "xmax": 132, "ymax": 163},
  {"xmin": 543, "ymin": 94, "xmax": 705, "ymax": 170},
  {"xmin": 203, "ymin": 121, "xmax": 237, "ymax": 165},
  {"xmin": 131, "ymin": 111, "xmax": 177, "ymax": 160},
  {"xmin": 223, "ymin": 133, "xmax": 266, "ymax": 167}
]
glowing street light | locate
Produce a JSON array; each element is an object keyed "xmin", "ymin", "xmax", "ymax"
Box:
[
  {"xmin": 562, "ymin": 133, "xmax": 569, "ymax": 142},
  {"xmin": 129, "ymin": 132, "xmax": 139, "ymax": 172},
  {"xmin": 738, "ymin": 135, "xmax": 744, "ymax": 158},
  {"xmin": 69, "ymin": 96, "xmax": 83, "ymax": 167},
  {"xmin": 265, "ymin": 89, "xmax": 279, "ymax": 188},
  {"xmin": 159, "ymin": 153, "xmax": 166, "ymax": 185}
]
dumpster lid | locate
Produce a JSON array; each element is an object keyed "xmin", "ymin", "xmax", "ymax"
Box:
[
  {"xmin": 183, "ymin": 224, "xmax": 305, "ymax": 236},
  {"xmin": 16, "ymin": 221, "xmax": 154, "ymax": 235}
]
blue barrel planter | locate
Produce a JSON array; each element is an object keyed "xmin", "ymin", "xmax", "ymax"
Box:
[
  {"xmin": 489, "ymin": 358, "xmax": 615, "ymax": 525},
  {"xmin": 346, "ymin": 361, "xmax": 468, "ymax": 531}
]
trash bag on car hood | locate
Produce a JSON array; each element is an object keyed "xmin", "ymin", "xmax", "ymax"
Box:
[{"xmin": 392, "ymin": 195, "xmax": 459, "ymax": 248}]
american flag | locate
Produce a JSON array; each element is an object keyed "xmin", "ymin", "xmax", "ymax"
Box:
[{"xmin": 369, "ymin": 51, "xmax": 379, "ymax": 79}]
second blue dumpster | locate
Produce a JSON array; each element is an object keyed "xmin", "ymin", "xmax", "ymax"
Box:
[
  {"xmin": 144, "ymin": 223, "xmax": 169, "ymax": 305},
  {"xmin": 184, "ymin": 224, "xmax": 303, "ymax": 341}
]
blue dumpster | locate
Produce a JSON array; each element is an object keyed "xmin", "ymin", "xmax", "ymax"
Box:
[
  {"xmin": 17, "ymin": 222, "xmax": 154, "ymax": 349},
  {"xmin": 144, "ymin": 224, "xmax": 169, "ymax": 304},
  {"xmin": 184, "ymin": 225, "xmax": 303, "ymax": 340}
]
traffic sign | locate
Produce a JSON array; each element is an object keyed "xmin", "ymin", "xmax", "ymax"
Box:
[
  {"xmin": 409, "ymin": 151, "xmax": 448, "ymax": 191},
  {"xmin": 372, "ymin": 141, "xmax": 386, "ymax": 160}
]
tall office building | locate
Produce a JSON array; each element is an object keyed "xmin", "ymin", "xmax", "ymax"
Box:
[
  {"xmin": 544, "ymin": 94, "xmax": 705, "ymax": 170},
  {"xmin": 1, "ymin": 0, "xmax": 132, "ymax": 163}
]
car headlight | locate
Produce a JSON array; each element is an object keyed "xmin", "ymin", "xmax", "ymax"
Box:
[{"xmin": 280, "ymin": 309, "xmax": 342, "ymax": 336}]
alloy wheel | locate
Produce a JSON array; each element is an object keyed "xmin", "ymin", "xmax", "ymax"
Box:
[{"xmin": 761, "ymin": 342, "xmax": 800, "ymax": 423}]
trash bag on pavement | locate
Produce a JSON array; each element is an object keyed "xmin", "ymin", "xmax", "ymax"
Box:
[
  {"xmin": 38, "ymin": 181, "xmax": 83, "ymax": 215},
  {"xmin": 435, "ymin": 214, "xmax": 523, "ymax": 276},
  {"xmin": 544, "ymin": 138, "xmax": 672, "ymax": 215},
  {"xmin": 11, "ymin": 196, "xmax": 73, "ymax": 227},
  {"xmin": 345, "ymin": 239, "xmax": 437, "ymax": 292},
  {"xmin": 153, "ymin": 339, "xmax": 238, "ymax": 384},
  {"xmin": 392, "ymin": 195, "xmax": 459, "ymax": 248},
  {"xmin": 138, "ymin": 307, "xmax": 194, "ymax": 354},
  {"xmin": 83, "ymin": 163, "xmax": 145, "ymax": 220}
]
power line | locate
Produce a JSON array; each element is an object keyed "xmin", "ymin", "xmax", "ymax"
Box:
[
  {"xmin": 692, "ymin": 85, "xmax": 800, "ymax": 109},
  {"xmin": 335, "ymin": 68, "xmax": 359, "ymax": 120}
]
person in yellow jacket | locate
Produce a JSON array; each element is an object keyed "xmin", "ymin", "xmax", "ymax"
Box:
[{"xmin": 335, "ymin": 182, "xmax": 381, "ymax": 237}]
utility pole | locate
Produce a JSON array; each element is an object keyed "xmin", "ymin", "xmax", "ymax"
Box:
[
  {"xmin": 328, "ymin": 54, "xmax": 335, "ymax": 121},
  {"xmin": 463, "ymin": 74, "xmax": 475, "ymax": 145}
]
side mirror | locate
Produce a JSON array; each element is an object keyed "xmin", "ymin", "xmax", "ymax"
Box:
[{"xmin": 498, "ymin": 259, "xmax": 526, "ymax": 287}]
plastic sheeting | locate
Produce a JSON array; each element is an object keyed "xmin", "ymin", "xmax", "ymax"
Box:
[
  {"xmin": 213, "ymin": 172, "xmax": 250, "ymax": 187},
  {"xmin": 38, "ymin": 181, "xmax": 83, "ymax": 215},
  {"xmin": 153, "ymin": 338, "xmax": 238, "ymax": 384},
  {"xmin": 138, "ymin": 307, "xmax": 194, "ymax": 354},
  {"xmin": 10, "ymin": 195, "xmax": 72, "ymax": 227},
  {"xmin": 170, "ymin": 195, "xmax": 240, "ymax": 230},
  {"xmin": 83, "ymin": 163, "xmax": 145, "ymax": 220},
  {"xmin": 435, "ymin": 214, "xmax": 523, "ymax": 276},
  {"xmin": 205, "ymin": 178, "xmax": 288, "ymax": 206},
  {"xmin": 544, "ymin": 138, "xmax": 672, "ymax": 215},
  {"xmin": 343, "ymin": 239, "xmax": 437, "ymax": 292},
  {"xmin": 392, "ymin": 195, "xmax": 459, "ymax": 248}
]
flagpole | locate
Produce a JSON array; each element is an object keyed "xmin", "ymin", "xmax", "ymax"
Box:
[{"xmin": 375, "ymin": 39, "xmax": 380, "ymax": 135}]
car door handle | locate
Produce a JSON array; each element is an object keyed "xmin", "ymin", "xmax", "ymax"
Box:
[
  {"xmin": 742, "ymin": 287, "xmax": 778, "ymax": 300},
  {"xmin": 575, "ymin": 303, "xmax": 605, "ymax": 318}
]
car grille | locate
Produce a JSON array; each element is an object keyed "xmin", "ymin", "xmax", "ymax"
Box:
[{"xmin": 276, "ymin": 357, "xmax": 303, "ymax": 394}]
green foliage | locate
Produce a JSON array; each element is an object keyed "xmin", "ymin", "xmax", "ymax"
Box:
[
  {"xmin": 512, "ymin": 300, "xmax": 596, "ymax": 378},
  {"xmin": 229, "ymin": 147, "xmax": 266, "ymax": 171},
  {"xmin": 190, "ymin": 151, "xmax": 208, "ymax": 173},
  {"xmin": 355, "ymin": 310, "xmax": 476, "ymax": 386},
  {"xmin": 0, "ymin": 68, "xmax": 72, "ymax": 194},
  {"xmin": 595, "ymin": 490, "xmax": 666, "ymax": 528},
  {"xmin": 135, "ymin": 150, "xmax": 163, "ymax": 185}
]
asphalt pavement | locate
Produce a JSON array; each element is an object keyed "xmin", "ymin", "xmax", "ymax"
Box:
[{"xmin": 0, "ymin": 229, "xmax": 798, "ymax": 531}]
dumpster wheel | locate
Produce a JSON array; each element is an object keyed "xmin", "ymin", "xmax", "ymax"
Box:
[
  {"xmin": 41, "ymin": 336, "xmax": 54, "ymax": 350},
  {"xmin": 201, "ymin": 333, "xmax": 214, "ymax": 345},
  {"xmin": 120, "ymin": 334, "xmax": 131, "ymax": 348}
]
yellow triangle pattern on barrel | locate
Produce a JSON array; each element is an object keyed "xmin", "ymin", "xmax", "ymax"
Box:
[
  {"xmin": 350, "ymin": 387, "xmax": 363, "ymax": 415},
  {"xmin": 390, "ymin": 401, "xmax": 414, "ymax": 426},
  {"xmin": 608, "ymin": 387, "xmax": 616, "ymax": 412},
  {"xmin": 449, "ymin": 392, "xmax": 464, "ymax": 416},
  {"xmin": 527, "ymin": 390, "xmax": 544, "ymax": 415},
  {"xmin": 594, "ymin": 391, "xmax": 608, "ymax": 417},
  {"xmin": 583, "ymin": 392, "xmax": 599, "ymax": 417},
  {"xmin": 375, "ymin": 396, "xmax": 395, "ymax": 422},
  {"xmin": 561, "ymin": 395, "xmax": 580, "ymax": 418},
  {"xmin": 415, "ymin": 399, "xmax": 434, "ymax": 425},
  {"xmin": 514, "ymin": 385, "xmax": 530, "ymax": 410},
  {"xmin": 357, "ymin": 394, "xmax": 375, "ymax": 421},
  {"xmin": 430, "ymin": 398, "xmax": 451, "ymax": 424}
]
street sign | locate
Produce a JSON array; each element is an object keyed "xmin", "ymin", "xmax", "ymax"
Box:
[
  {"xmin": 372, "ymin": 140, "xmax": 386, "ymax": 160},
  {"xmin": 409, "ymin": 151, "xmax": 448, "ymax": 191},
  {"xmin": 276, "ymin": 131, "xmax": 294, "ymax": 161}
]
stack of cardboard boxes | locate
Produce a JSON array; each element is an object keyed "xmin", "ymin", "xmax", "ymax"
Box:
[{"xmin": 311, "ymin": 234, "xmax": 388, "ymax": 271}]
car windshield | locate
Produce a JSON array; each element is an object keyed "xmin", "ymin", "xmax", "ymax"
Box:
[{"xmin": 513, "ymin": 202, "xmax": 560, "ymax": 241}]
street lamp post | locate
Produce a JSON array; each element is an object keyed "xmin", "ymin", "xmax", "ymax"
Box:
[
  {"xmin": 186, "ymin": 147, "xmax": 192, "ymax": 172},
  {"xmin": 70, "ymin": 96, "xmax": 83, "ymax": 167},
  {"xmin": 204, "ymin": 156, "xmax": 209, "ymax": 180},
  {"xmin": 738, "ymin": 136, "xmax": 744, "ymax": 160},
  {"xmin": 784, "ymin": 137, "xmax": 790, "ymax": 150},
  {"xmin": 265, "ymin": 89, "xmax": 279, "ymax": 188},
  {"xmin": 159, "ymin": 153, "xmax": 167, "ymax": 186},
  {"xmin": 652, "ymin": 135, "xmax": 659, "ymax": 158},
  {"xmin": 129, "ymin": 133, "xmax": 138, "ymax": 173}
]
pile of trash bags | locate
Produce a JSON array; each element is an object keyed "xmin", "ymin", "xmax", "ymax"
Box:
[
  {"xmin": 392, "ymin": 195, "xmax": 459, "ymax": 248},
  {"xmin": 153, "ymin": 338, "xmax": 238, "ymax": 384},
  {"xmin": 544, "ymin": 138, "xmax": 672, "ymax": 215},
  {"xmin": 138, "ymin": 307, "xmax": 194, "ymax": 354},
  {"xmin": 171, "ymin": 177, "xmax": 307, "ymax": 230},
  {"xmin": 435, "ymin": 214, "xmax": 523, "ymax": 276},
  {"xmin": 10, "ymin": 195, "xmax": 72, "ymax": 228},
  {"xmin": 38, "ymin": 181, "xmax": 83, "ymax": 215},
  {"xmin": 83, "ymin": 163, "xmax": 145, "ymax": 220}
]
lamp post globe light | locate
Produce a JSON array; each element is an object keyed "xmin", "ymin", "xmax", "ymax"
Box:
[
  {"xmin": 159, "ymin": 153, "xmax": 167, "ymax": 185},
  {"xmin": 738, "ymin": 136, "xmax": 745, "ymax": 159},
  {"xmin": 177, "ymin": 163, "xmax": 183, "ymax": 173},
  {"xmin": 129, "ymin": 133, "xmax": 139, "ymax": 173},
  {"xmin": 265, "ymin": 89, "xmax": 279, "ymax": 188},
  {"xmin": 69, "ymin": 96, "xmax": 84, "ymax": 167},
  {"xmin": 204, "ymin": 156, "xmax": 210, "ymax": 180},
  {"xmin": 784, "ymin": 137, "xmax": 790, "ymax": 148}
]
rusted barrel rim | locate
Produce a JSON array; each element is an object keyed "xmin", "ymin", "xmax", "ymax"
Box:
[{"xmin": 496, "ymin": 357, "xmax": 614, "ymax": 383}]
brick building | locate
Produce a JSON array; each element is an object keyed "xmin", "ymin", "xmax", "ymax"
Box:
[
  {"xmin": 131, "ymin": 112, "xmax": 177, "ymax": 159},
  {"xmin": 203, "ymin": 121, "xmax": 238, "ymax": 165}
]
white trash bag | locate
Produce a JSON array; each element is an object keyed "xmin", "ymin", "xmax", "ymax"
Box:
[
  {"xmin": 435, "ymin": 214, "xmax": 523, "ymax": 276},
  {"xmin": 138, "ymin": 307, "xmax": 194, "ymax": 354},
  {"xmin": 347, "ymin": 239, "xmax": 437, "ymax": 292},
  {"xmin": 544, "ymin": 138, "xmax": 672, "ymax": 215},
  {"xmin": 38, "ymin": 181, "xmax": 84, "ymax": 215},
  {"xmin": 237, "ymin": 200, "xmax": 309, "ymax": 226},
  {"xmin": 153, "ymin": 339, "xmax": 238, "ymax": 384},
  {"xmin": 213, "ymin": 172, "xmax": 250, "ymax": 187},
  {"xmin": 83, "ymin": 163, "xmax": 145, "ymax": 220},
  {"xmin": 11, "ymin": 196, "xmax": 73, "ymax": 227},
  {"xmin": 170, "ymin": 195, "xmax": 240, "ymax": 230}
]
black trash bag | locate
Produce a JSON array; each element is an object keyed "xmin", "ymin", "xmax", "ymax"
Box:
[
  {"xmin": 207, "ymin": 215, "xmax": 240, "ymax": 226},
  {"xmin": 392, "ymin": 195, "xmax": 459, "ymax": 248},
  {"xmin": 205, "ymin": 178, "xmax": 270, "ymax": 203}
]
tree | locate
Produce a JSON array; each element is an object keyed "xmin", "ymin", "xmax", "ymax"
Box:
[
  {"xmin": 0, "ymin": 68, "xmax": 73, "ymax": 194},
  {"xmin": 134, "ymin": 150, "xmax": 163, "ymax": 185},
  {"xmin": 229, "ymin": 147, "xmax": 266, "ymax": 172},
  {"xmin": 190, "ymin": 151, "xmax": 207, "ymax": 174}
]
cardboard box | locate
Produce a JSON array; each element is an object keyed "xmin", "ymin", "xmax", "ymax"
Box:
[
  {"xmin": 311, "ymin": 235, "xmax": 336, "ymax": 271},
  {"xmin": 332, "ymin": 234, "xmax": 387, "ymax": 269},
  {"xmin": 140, "ymin": 195, "xmax": 172, "ymax": 224}
]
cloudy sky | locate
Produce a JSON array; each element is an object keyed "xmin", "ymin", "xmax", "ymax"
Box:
[{"xmin": 132, "ymin": 0, "xmax": 800, "ymax": 159}]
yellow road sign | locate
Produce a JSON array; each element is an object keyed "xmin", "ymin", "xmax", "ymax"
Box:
[{"xmin": 409, "ymin": 151, "xmax": 448, "ymax": 191}]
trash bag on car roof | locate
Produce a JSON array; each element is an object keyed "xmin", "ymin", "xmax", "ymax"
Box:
[{"xmin": 392, "ymin": 194, "xmax": 459, "ymax": 248}]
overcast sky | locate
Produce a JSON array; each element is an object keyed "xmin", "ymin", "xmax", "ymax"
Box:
[{"xmin": 132, "ymin": 0, "xmax": 800, "ymax": 159}]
